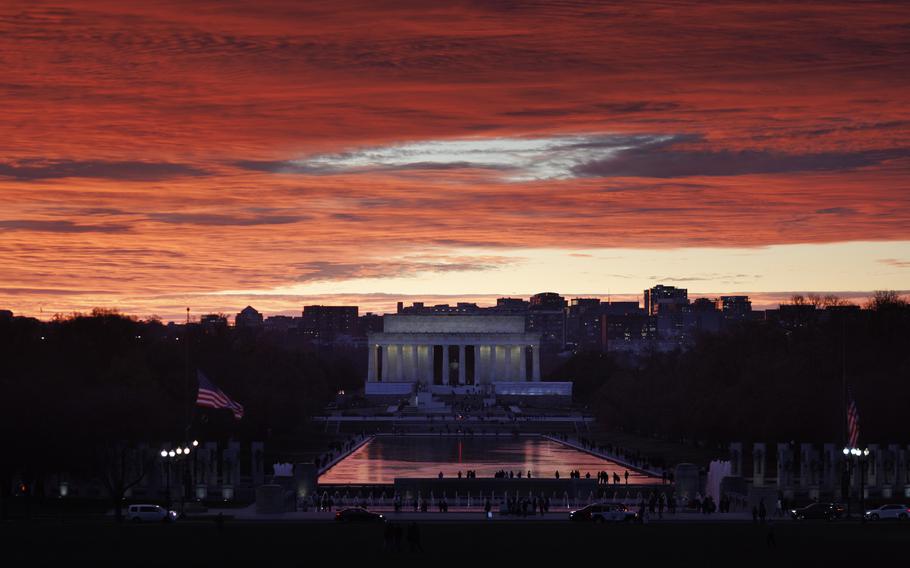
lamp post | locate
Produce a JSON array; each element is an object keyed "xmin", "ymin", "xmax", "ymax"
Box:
[
  {"xmin": 842, "ymin": 446, "xmax": 871, "ymax": 522},
  {"xmin": 160, "ymin": 443, "xmax": 196, "ymax": 516}
]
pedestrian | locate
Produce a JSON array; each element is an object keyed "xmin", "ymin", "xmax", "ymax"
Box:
[
  {"xmin": 752, "ymin": 505, "xmax": 758, "ymax": 523},
  {"xmin": 393, "ymin": 523, "xmax": 403, "ymax": 552},
  {"xmin": 407, "ymin": 522, "xmax": 424, "ymax": 552},
  {"xmin": 759, "ymin": 499, "xmax": 767, "ymax": 523},
  {"xmin": 624, "ymin": 470, "xmax": 629, "ymax": 484}
]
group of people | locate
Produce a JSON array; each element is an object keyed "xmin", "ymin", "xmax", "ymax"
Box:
[
  {"xmin": 497, "ymin": 495, "xmax": 551, "ymax": 516},
  {"xmin": 635, "ymin": 491, "xmax": 676, "ymax": 520},
  {"xmin": 492, "ymin": 469, "xmax": 532, "ymax": 479},
  {"xmin": 456, "ymin": 470, "xmax": 477, "ymax": 478},
  {"xmin": 383, "ymin": 522, "xmax": 424, "ymax": 552}
]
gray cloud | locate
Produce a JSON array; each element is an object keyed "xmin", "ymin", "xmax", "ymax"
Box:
[
  {"xmin": 0, "ymin": 160, "xmax": 208, "ymax": 181},
  {"xmin": 146, "ymin": 212, "xmax": 307, "ymax": 226},
  {"xmin": 0, "ymin": 220, "xmax": 131, "ymax": 233},
  {"xmin": 574, "ymin": 145, "xmax": 908, "ymax": 178}
]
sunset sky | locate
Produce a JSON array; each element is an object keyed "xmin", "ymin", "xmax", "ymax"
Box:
[{"xmin": 2, "ymin": 1, "xmax": 909, "ymax": 321}]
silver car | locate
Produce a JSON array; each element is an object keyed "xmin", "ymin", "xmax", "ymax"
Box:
[
  {"xmin": 864, "ymin": 504, "xmax": 909, "ymax": 521},
  {"xmin": 126, "ymin": 504, "xmax": 178, "ymax": 522}
]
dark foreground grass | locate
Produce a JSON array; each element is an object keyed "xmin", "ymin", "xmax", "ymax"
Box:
[{"xmin": 1, "ymin": 518, "xmax": 907, "ymax": 566}]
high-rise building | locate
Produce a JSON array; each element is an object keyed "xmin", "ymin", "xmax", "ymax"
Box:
[
  {"xmin": 301, "ymin": 305, "xmax": 359, "ymax": 341},
  {"xmin": 566, "ymin": 298, "xmax": 603, "ymax": 351},
  {"xmin": 717, "ymin": 296, "xmax": 752, "ymax": 320},
  {"xmin": 527, "ymin": 292, "xmax": 567, "ymax": 351},
  {"xmin": 644, "ymin": 285, "xmax": 689, "ymax": 315}
]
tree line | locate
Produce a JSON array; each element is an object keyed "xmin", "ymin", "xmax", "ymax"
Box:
[{"xmin": 553, "ymin": 291, "xmax": 910, "ymax": 446}]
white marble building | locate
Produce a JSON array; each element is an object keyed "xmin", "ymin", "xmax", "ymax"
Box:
[{"xmin": 366, "ymin": 314, "xmax": 542, "ymax": 388}]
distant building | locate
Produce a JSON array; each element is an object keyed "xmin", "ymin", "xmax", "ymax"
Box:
[
  {"xmin": 644, "ymin": 285, "xmax": 689, "ymax": 315},
  {"xmin": 527, "ymin": 292, "xmax": 567, "ymax": 351},
  {"xmin": 529, "ymin": 292, "xmax": 567, "ymax": 311},
  {"xmin": 494, "ymin": 297, "xmax": 529, "ymax": 313},
  {"xmin": 263, "ymin": 315, "xmax": 297, "ymax": 333},
  {"xmin": 200, "ymin": 314, "xmax": 228, "ymax": 333},
  {"xmin": 235, "ymin": 306, "xmax": 263, "ymax": 328},
  {"xmin": 717, "ymin": 296, "xmax": 752, "ymax": 320},
  {"xmin": 358, "ymin": 312, "xmax": 383, "ymax": 335},
  {"xmin": 397, "ymin": 302, "xmax": 483, "ymax": 315},
  {"xmin": 301, "ymin": 305, "xmax": 359, "ymax": 341},
  {"xmin": 603, "ymin": 312, "xmax": 657, "ymax": 352},
  {"xmin": 566, "ymin": 298, "xmax": 603, "ymax": 351}
]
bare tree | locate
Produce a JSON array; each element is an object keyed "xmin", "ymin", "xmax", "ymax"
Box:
[{"xmin": 868, "ymin": 290, "xmax": 908, "ymax": 310}]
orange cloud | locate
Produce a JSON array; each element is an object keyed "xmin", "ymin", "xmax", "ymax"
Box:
[{"xmin": 1, "ymin": 1, "xmax": 908, "ymax": 319}]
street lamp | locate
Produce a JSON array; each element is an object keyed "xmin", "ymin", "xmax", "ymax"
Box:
[
  {"xmin": 843, "ymin": 446, "xmax": 871, "ymax": 521},
  {"xmin": 161, "ymin": 443, "xmax": 195, "ymax": 516}
]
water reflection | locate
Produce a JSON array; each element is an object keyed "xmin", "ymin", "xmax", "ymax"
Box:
[{"xmin": 319, "ymin": 436, "xmax": 654, "ymax": 484}]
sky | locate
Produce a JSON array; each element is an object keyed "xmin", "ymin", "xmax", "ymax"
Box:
[{"xmin": 1, "ymin": 0, "xmax": 908, "ymax": 321}]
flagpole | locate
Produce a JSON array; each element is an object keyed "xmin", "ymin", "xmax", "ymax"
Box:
[
  {"xmin": 842, "ymin": 318, "xmax": 847, "ymax": 448},
  {"xmin": 185, "ymin": 307, "xmax": 191, "ymax": 442}
]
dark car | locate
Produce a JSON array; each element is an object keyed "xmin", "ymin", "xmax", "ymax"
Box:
[
  {"xmin": 569, "ymin": 503, "xmax": 638, "ymax": 523},
  {"xmin": 335, "ymin": 507, "xmax": 385, "ymax": 523},
  {"xmin": 790, "ymin": 502, "xmax": 845, "ymax": 521}
]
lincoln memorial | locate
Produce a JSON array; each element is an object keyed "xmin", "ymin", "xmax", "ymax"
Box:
[{"xmin": 367, "ymin": 313, "xmax": 540, "ymax": 383}]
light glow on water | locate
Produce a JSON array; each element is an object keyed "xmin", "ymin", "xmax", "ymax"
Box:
[{"xmin": 319, "ymin": 436, "xmax": 656, "ymax": 484}]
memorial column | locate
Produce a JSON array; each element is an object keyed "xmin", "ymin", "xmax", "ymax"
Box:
[
  {"xmin": 458, "ymin": 345, "xmax": 466, "ymax": 385},
  {"xmin": 380, "ymin": 344, "xmax": 389, "ymax": 382},
  {"xmin": 367, "ymin": 344, "xmax": 378, "ymax": 382},
  {"xmin": 520, "ymin": 346, "xmax": 528, "ymax": 381},
  {"xmin": 532, "ymin": 346, "xmax": 541, "ymax": 381}
]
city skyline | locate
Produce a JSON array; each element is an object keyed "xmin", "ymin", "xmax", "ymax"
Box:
[{"xmin": 2, "ymin": 1, "xmax": 909, "ymax": 321}]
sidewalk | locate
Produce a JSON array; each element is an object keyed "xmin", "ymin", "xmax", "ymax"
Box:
[{"xmin": 197, "ymin": 505, "xmax": 767, "ymax": 523}]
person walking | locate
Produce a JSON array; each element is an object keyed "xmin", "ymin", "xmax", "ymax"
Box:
[{"xmin": 407, "ymin": 522, "xmax": 424, "ymax": 552}]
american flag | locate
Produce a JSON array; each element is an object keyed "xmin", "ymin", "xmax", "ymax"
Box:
[
  {"xmin": 196, "ymin": 370, "xmax": 244, "ymax": 420},
  {"xmin": 846, "ymin": 389, "xmax": 860, "ymax": 448}
]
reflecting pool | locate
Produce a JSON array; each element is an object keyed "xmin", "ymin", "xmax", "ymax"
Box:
[{"xmin": 319, "ymin": 435, "xmax": 655, "ymax": 484}]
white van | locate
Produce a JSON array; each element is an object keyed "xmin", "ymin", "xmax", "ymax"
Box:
[{"xmin": 126, "ymin": 504, "xmax": 177, "ymax": 522}]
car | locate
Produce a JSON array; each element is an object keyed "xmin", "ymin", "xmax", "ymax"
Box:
[
  {"xmin": 334, "ymin": 507, "xmax": 385, "ymax": 523},
  {"xmin": 864, "ymin": 504, "xmax": 910, "ymax": 521},
  {"xmin": 126, "ymin": 504, "xmax": 177, "ymax": 523},
  {"xmin": 789, "ymin": 502, "xmax": 845, "ymax": 521},
  {"xmin": 569, "ymin": 503, "xmax": 638, "ymax": 523}
]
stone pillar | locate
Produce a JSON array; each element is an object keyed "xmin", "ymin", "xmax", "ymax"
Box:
[
  {"xmin": 478, "ymin": 345, "xmax": 490, "ymax": 384},
  {"xmin": 458, "ymin": 345, "xmax": 466, "ymax": 385},
  {"xmin": 729, "ymin": 443, "xmax": 743, "ymax": 477},
  {"xmin": 410, "ymin": 344, "xmax": 419, "ymax": 382},
  {"xmin": 752, "ymin": 443, "xmax": 766, "ymax": 487},
  {"xmin": 520, "ymin": 346, "xmax": 528, "ymax": 381},
  {"xmin": 511, "ymin": 346, "xmax": 522, "ymax": 380},
  {"xmin": 531, "ymin": 346, "xmax": 541, "ymax": 381},
  {"xmin": 495, "ymin": 345, "xmax": 506, "ymax": 382},
  {"xmin": 367, "ymin": 345, "xmax": 378, "ymax": 382},
  {"xmin": 223, "ymin": 441, "xmax": 240, "ymax": 500},
  {"xmin": 204, "ymin": 442, "xmax": 219, "ymax": 491},
  {"xmin": 420, "ymin": 345, "xmax": 432, "ymax": 384},
  {"xmin": 822, "ymin": 443, "xmax": 838, "ymax": 494},
  {"xmin": 776, "ymin": 443, "xmax": 793, "ymax": 496},
  {"xmin": 380, "ymin": 345, "xmax": 389, "ymax": 382},
  {"xmin": 251, "ymin": 441, "xmax": 265, "ymax": 487},
  {"xmin": 868, "ymin": 444, "xmax": 881, "ymax": 489},
  {"xmin": 800, "ymin": 443, "xmax": 818, "ymax": 489}
]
